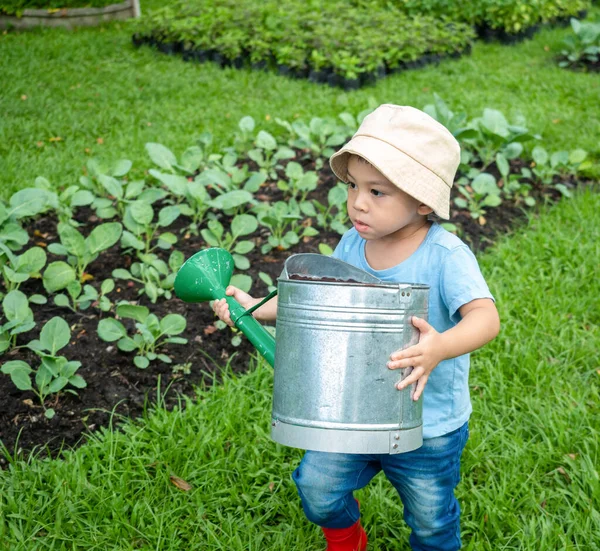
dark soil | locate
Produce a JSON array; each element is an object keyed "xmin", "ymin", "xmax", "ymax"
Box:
[{"xmin": 0, "ymin": 150, "xmax": 584, "ymax": 465}]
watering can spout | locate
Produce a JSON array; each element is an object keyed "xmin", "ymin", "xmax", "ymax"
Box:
[{"xmin": 173, "ymin": 248, "xmax": 276, "ymax": 367}]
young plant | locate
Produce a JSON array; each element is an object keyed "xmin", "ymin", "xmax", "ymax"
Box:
[
  {"xmin": 248, "ymin": 130, "xmax": 296, "ymax": 180},
  {"xmin": 34, "ymin": 176, "xmax": 96, "ymax": 225},
  {"xmin": 274, "ymin": 116, "xmax": 353, "ymax": 167},
  {"xmin": 277, "ymin": 161, "xmax": 318, "ymax": 205},
  {"xmin": 559, "ymin": 18, "xmax": 600, "ymax": 69},
  {"xmin": 46, "ymin": 221, "xmax": 123, "ymax": 284},
  {"xmin": 1, "ymin": 246, "xmax": 47, "ymax": 293},
  {"xmin": 313, "ymin": 183, "xmax": 349, "ymax": 235},
  {"xmin": 121, "ymin": 201, "xmax": 180, "ymax": 255},
  {"xmin": 112, "ymin": 250, "xmax": 184, "ymax": 303},
  {"xmin": 531, "ymin": 146, "xmax": 589, "ymax": 197},
  {"xmin": 97, "ymin": 304, "xmax": 187, "ymax": 369},
  {"xmin": 201, "ymin": 214, "xmax": 258, "ymax": 270},
  {"xmin": 1, "ymin": 317, "xmax": 85, "ymax": 419},
  {"xmin": 1, "ymin": 187, "xmax": 55, "ymax": 263},
  {"xmin": 53, "ymin": 281, "xmax": 98, "ymax": 312},
  {"xmin": 256, "ymin": 199, "xmax": 319, "ymax": 254},
  {"xmin": 454, "ymin": 173, "xmax": 502, "ymax": 223},
  {"xmin": 0, "ymin": 290, "xmax": 36, "ymax": 352}
]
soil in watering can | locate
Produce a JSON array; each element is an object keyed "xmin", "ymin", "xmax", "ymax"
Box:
[{"xmin": 289, "ymin": 274, "xmax": 365, "ymax": 284}]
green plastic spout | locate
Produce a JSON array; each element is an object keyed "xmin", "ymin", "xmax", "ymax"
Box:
[{"xmin": 173, "ymin": 248, "xmax": 276, "ymax": 367}]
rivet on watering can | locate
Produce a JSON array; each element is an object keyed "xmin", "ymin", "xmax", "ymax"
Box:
[
  {"xmin": 394, "ymin": 435, "xmax": 400, "ymax": 440},
  {"xmin": 392, "ymin": 443, "xmax": 398, "ymax": 449}
]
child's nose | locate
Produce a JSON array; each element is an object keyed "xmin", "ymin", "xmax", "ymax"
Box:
[{"xmin": 352, "ymin": 192, "xmax": 369, "ymax": 212}]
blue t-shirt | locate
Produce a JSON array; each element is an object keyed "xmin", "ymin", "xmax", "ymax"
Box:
[{"xmin": 332, "ymin": 222, "xmax": 494, "ymax": 439}]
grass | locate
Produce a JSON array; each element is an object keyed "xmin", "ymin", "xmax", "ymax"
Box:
[
  {"xmin": 0, "ymin": 6, "xmax": 599, "ymax": 200},
  {"xmin": 1, "ymin": 187, "xmax": 598, "ymax": 550}
]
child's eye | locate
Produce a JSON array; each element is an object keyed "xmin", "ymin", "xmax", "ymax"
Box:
[
  {"xmin": 371, "ymin": 189, "xmax": 384, "ymax": 197},
  {"xmin": 347, "ymin": 182, "xmax": 357, "ymax": 190}
]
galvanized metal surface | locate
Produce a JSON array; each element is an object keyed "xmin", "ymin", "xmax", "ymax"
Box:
[{"xmin": 271, "ymin": 263, "xmax": 428, "ymax": 454}]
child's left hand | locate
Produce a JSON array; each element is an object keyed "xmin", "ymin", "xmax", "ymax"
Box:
[{"xmin": 387, "ymin": 316, "xmax": 444, "ymax": 401}]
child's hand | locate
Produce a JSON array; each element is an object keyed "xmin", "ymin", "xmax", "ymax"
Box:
[
  {"xmin": 211, "ymin": 286, "xmax": 260, "ymax": 327},
  {"xmin": 387, "ymin": 316, "xmax": 444, "ymax": 401}
]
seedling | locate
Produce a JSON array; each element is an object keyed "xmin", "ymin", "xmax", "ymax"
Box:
[{"xmin": 97, "ymin": 304, "xmax": 187, "ymax": 369}]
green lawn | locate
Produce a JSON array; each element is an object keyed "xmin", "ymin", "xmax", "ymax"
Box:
[
  {"xmin": 1, "ymin": 4, "xmax": 599, "ymax": 549},
  {"xmin": 1, "ymin": 187, "xmax": 598, "ymax": 550},
  {"xmin": 0, "ymin": 6, "xmax": 599, "ymax": 200}
]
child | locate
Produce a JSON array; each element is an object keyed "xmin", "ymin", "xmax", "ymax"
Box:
[{"xmin": 212, "ymin": 104, "xmax": 500, "ymax": 551}]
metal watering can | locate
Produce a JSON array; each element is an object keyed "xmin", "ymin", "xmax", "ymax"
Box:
[{"xmin": 174, "ymin": 248, "xmax": 428, "ymax": 454}]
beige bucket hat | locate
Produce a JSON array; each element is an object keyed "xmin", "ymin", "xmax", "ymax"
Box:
[{"xmin": 329, "ymin": 104, "xmax": 460, "ymax": 219}]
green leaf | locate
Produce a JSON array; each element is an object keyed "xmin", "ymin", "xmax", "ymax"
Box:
[
  {"xmin": 98, "ymin": 174, "xmax": 123, "ymax": 199},
  {"xmin": 129, "ymin": 201, "xmax": 154, "ymax": 226},
  {"xmin": 2, "ymin": 290, "xmax": 31, "ymax": 321},
  {"xmin": 112, "ymin": 268, "xmax": 131, "ymax": 280},
  {"xmin": 0, "ymin": 222, "xmax": 29, "ymax": 250},
  {"xmin": 532, "ymin": 146, "xmax": 549, "ymax": 166},
  {"xmin": 28, "ymin": 294, "xmax": 47, "ymax": 305},
  {"xmin": 134, "ymin": 356, "xmax": 150, "ymax": 369},
  {"xmin": 255, "ymin": 130, "xmax": 277, "ymax": 151},
  {"xmin": 86, "ymin": 222, "xmax": 122, "ymax": 255},
  {"xmin": 149, "ymin": 170, "xmax": 188, "ymax": 196},
  {"xmin": 328, "ymin": 185, "xmax": 347, "ymax": 206},
  {"xmin": 58, "ymin": 223, "xmax": 86, "ymax": 258},
  {"xmin": 45, "ymin": 409, "xmax": 55, "ymax": 419},
  {"xmin": 481, "ymin": 108, "xmax": 509, "ymax": 138},
  {"xmin": 495, "ymin": 153, "xmax": 510, "ymax": 178},
  {"xmin": 209, "ymin": 190, "xmax": 253, "ymax": 211},
  {"xmin": 68, "ymin": 375, "xmax": 87, "ymax": 389},
  {"xmin": 233, "ymin": 254, "xmax": 250, "ymax": 270},
  {"xmin": 15, "ymin": 246, "xmax": 47, "ymax": 274},
  {"xmin": 239, "ymin": 115, "xmax": 255, "ymax": 133},
  {"xmin": 117, "ymin": 336, "xmax": 138, "ymax": 352},
  {"xmin": 233, "ymin": 241, "xmax": 255, "ymax": 254},
  {"xmin": 53, "ymin": 294, "xmax": 71, "ymax": 307},
  {"xmin": 231, "ymin": 214, "xmax": 258, "ymax": 237},
  {"xmin": 243, "ymin": 172, "xmax": 267, "ymax": 193},
  {"xmin": 40, "ymin": 317, "xmax": 70, "ymax": 355},
  {"xmin": 8, "ymin": 189, "xmax": 47, "ymax": 219},
  {"xmin": 163, "ymin": 337, "xmax": 187, "ymax": 345},
  {"xmin": 48, "ymin": 376, "xmax": 69, "ymax": 393},
  {"xmin": 168, "ymin": 251, "xmax": 185, "ymax": 272},
  {"xmin": 116, "ymin": 304, "xmax": 149, "ymax": 323},
  {"xmin": 1, "ymin": 360, "xmax": 33, "ymax": 391},
  {"xmin": 101, "ymin": 278, "xmax": 115, "ymax": 294},
  {"xmin": 98, "ymin": 318, "xmax": 127, "ymax": 342},
  {"xmin": 318, "ymin": 243, "xmax": 334, "ymax": 256},
  {"xmin": 569, "ymin": 149, "xmax": 587, "ymax": 164},
  {"xmin": 145, "ymin": 143, "xmax": 177, "ymax": 170},
  {"xmin": 43, "ymin": 261, "xmax": 76, "ymax": 293},
  {"xmin": 111, "ymin": 159, "xmax": 132, "ymax": 177},
  {"xmin": 158, "ymin": 206, "xmax": 181, "ymax": 228},
  {"xmin": 230, "ymin": 274, "xmax": 252, "ymax": 293},
  {"xmin": 121, "ymin": 230, "xmax": 145, "ymax": 251},
  {"xmin": 74, "ymin": 184, "xmax": 100, "ymax": 205},
  {"xmin": 160, "ymin": 314, "xmax": 186, "ymax": 335}
]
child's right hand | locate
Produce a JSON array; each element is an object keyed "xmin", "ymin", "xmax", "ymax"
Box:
[{"xmin": 211, "ymin": 286, "xmax": 260, "ymax": 327}]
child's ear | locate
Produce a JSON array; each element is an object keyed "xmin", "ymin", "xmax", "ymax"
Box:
[{"xmin": 417, "ymin": 204, "xmax": 434, "ymax": 215}]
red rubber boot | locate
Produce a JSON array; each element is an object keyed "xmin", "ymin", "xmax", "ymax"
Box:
[{"xmin": 321, "ymin": 520, "xmax": 367, "ymax": 551}]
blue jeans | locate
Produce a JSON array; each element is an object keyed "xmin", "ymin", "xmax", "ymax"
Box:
[{"xmin": 292, "ymin": 422, "xmax": 469, "ymax": 551}]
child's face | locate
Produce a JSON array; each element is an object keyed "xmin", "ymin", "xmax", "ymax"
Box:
[{"xmin": 344, "ymin": 156, "xmax": 430, "ymax": 241}]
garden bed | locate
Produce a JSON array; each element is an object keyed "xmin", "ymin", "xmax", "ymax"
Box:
[
  {"xmin": 0, "ymin": 0, "xmax": 139, "ymax": 29},
  {"xmin": 0, "ymin": 103, "xmax": 594, "ymax": 462},
  {"xmin": 0, "ymin": 161, "xmax": 586, "ymax": 464}
]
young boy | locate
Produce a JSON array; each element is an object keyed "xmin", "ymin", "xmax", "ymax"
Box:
[{"xmin": 212, "ymin": 104, "xmax": 500, "ymax": 551}]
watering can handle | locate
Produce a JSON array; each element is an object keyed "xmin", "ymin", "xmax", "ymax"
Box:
[{"xmin": 238, "ymin": 289, "xmax": 278, "ymax": 319}]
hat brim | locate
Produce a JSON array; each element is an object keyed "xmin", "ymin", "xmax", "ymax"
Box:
[{"xmin": 329, "ymin": 136, "xmax": 451, "ymax": 219}]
